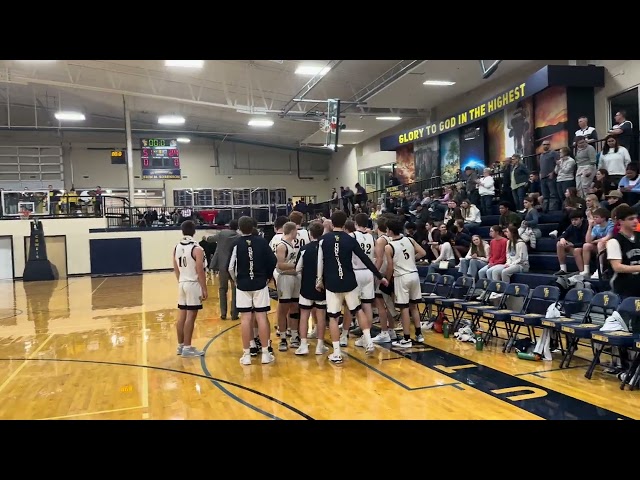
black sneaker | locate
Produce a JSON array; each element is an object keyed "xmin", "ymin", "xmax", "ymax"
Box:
[
  {"xmin": 255, "ymin": 337, "xmax": 262, "ymax": 350},
  {"xmin": 250, "ymin": 347, "xmax": 259, "ymax": 357},
  {"xmin": 553, "ymin": 270, "xmax": 567, "ymax": 276},
  {"xmin": 279, "ymin": 339, "xmax": 288, "ymax": 351}
]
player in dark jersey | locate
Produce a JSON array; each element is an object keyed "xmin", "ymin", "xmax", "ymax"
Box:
[{"xmin": 294, "ymin": 221, "xmax": 328, "ymax": 355}]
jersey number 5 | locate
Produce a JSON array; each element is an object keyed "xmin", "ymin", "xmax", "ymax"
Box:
[{"xmin": 402, "ymin": 249, "xmax": 410, "ymax": 260}]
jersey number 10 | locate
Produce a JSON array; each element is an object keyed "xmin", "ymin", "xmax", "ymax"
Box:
[{"xmin": 178, "ymin": 256, "xmax": 188, "ymax": 267}]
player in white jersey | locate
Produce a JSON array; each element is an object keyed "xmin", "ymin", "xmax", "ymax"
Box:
[
  {"xmin": 275, "ymin": 221, "xmax": 300, "ymax": 351},
  {"xmin": 287, "ymin": 211, "xmax": 309, "ymax": 345},
  {"xmin": 369, "ymin": 215, "xmax": 398, "ymax": 343},
  {"xmin": 384, "ymin": 215, "xmax": 427, "ymax": 349},
  {"xmin": 268, "ymin": 216, "xmax": 289, "ymax": 337},
  {"xmin": 173, "ymin": 220, "xmax": 208, "ymax": 357}
]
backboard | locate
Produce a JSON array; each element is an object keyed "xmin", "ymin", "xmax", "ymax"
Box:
[{"xmin": 323, "ymin": 99, "xmax": 341, "ymax": 152}]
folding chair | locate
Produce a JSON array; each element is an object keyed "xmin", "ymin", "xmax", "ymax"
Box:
[
  {"xmin": 587, "ymin": 297, "xmax": 640, "ymax": 380},
  {"xmin": 481, "ymin": 283, "xmax": 530, "ymax": 347},
  {"xmin": 459, "ymin": 281, "xmax": 508, "ymax": 334},
  {"xmin": 506, "ymin": 285, "xmax": 560, "ymax": 353},
  {"xmin": 622, "ymin": 338, "xmax": 640, "ymax": 391},
  {"xmin": 419, "ymin": 274, "xmax": 453, "ymax": 322},
  {"xmin": 540, "ymin": 288, "xmax": 594, "ymax": 354},
  {"xmin": 559, "ymin": 291, "xmax": 620, "ymax": 369},
  {"xmin": 421, "ymin": 273, "xmax": 441, "ymax": 295},
  {"xmin": 433, "ymin": 275, "xmax": 475, "ymax": 331}
]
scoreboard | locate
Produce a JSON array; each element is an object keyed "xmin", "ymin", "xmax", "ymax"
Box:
[{"xmin": 140, "ymin": 138, "xmax": 182, "ymax": 180}]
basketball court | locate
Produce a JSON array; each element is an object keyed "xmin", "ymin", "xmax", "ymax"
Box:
[{"xmin": 0, "ymin": 272, "xmax": 636, "ymax": 420}]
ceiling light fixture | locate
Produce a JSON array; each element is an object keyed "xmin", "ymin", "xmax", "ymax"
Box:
[
  {"xmin": 376, "ymin": 116, "xmax": 402, "ymax": 121},
  {"xmin": 295, "ymin": 65, "xmax": 331, "ymax": 76},
  {"xmin": 342, "ymin": 129, "xmax": 364, "ymax": 133},
  {"xmin": 54, "ymin": 111, "xmax": 85, "ymax": 121},
  {"xmin": 158, "ymin": 115, "xmax": 186, "ymax": 125},
  {"xmin": 165, "ymin": 60, "xmax": 204, "ymax": 68},
  {"xmin": 177, "ymin": 137, "xmax": 191, "ymax": 143},
  {"xmin": 248, "ymin": 119, "xmax": 274, "ymax": 127},
  {"xmin": 423, "ymin": 80, "xmax": 456, "ymax": 86}
]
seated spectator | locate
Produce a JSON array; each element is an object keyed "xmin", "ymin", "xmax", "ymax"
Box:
[
  {"xmin": 443, "ymin": 200, "xmax": 463, "ymax": 229},
  {"xmin": 451, "ymin": 224, "xmax": 472, "ymax": 259},
  {"xmin": 581, "ymin": 208, "xmax": 614, "ymax": 279},
  {"xmin": 478, "ymin": 226, "xmax": 508, "ymax": 280},
  {"xmin": 405, "ymin": 222, "xmax": 416, "ymax": 239},
  {"xmin": 604, "ymin": 190, "xmax": 624, "ymax": 214},
  {"xmin": 491, "ymin": 225, "xmax": 529, "ymax": 283},
  {"xmin": 459, "ymin": 234, "xmax": 490, "ymax": 279},
  {"xmin": 498, "ymin": 201, "xmax": 521, "ymax": 230},
  {"xmin": 555, "ymin": 210, "xmax": 588, "ymax": 275},
  {"xmin": 585, "ymin": 194, "xmax": 600, "ymax": 222},
  {"xmin": 589, "ymin": 168, "xmax": 617, "ymax": 203},
  {"xmin": 429, "ymin": 223, "xmax": 448, "ymax": 259},
  {"xmin": 618, "ymin": 162, "xmax": 640, "ymax": 207},
  {"xmin": 550, "ymin": 197, "xmax": 584, "ymax": 238},
  {"xmin": 460, "ymin": 199, "xmax": 482, "ymax": 230},
  {"xmin": 427, "ymin": 232, "xmax": 456, "ymax": 274},
  {"xmin": 527, "ymin": 171, "xmax": 541, "ymax": 196},
  {"xmin": 519, "ymin": 196, "xmax": 542, "ymax": 248},
  {"xmin": 529, "ymin": 192, "xmax": 544, "ymax": 212},
  {"xmin": 564, "ymin": 187, "xmax": 586, "ymax": 210}
]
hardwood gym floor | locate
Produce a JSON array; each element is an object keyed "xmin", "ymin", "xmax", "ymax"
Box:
[{"xmin": 0, "ymin": 272, "xmax": 636, "ymax": 420}]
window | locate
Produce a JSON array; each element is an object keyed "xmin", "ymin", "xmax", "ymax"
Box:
[
  {"xmin": 233, "ymin": 188, "xmax": 251, "ymax": 206},
  {"xmin": 251, "ymin": 188, "xmax": 269, "ymax": 205},
  {"xmin": 269, "ymin": 188, "xmax": 287, "ymax": 205},
  {"xmin": 213, "ymin": 189, "xmax": 232, "ymax": 206},
  {"xmin": 0, "ymin": 146, "xmax": 63, "ymax": 190}
]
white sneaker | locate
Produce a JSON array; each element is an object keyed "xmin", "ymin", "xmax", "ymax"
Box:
[
  {"xmin": 392, "ymin": 338, "xmax": 412, "ymax": 348},
  {"xmin": 364, "ymin": 342, "xmax": 375, "ymax": 354},
  {"xmin": 307, "ymin": 327, "xmax": 317, "ymax": 339},
  {"xmin": 176, "ymin": 345, "xmax": 184, "ymax": 355},
  {"xmin": 315, "ymin": 344, "xmax": 329, "ymax": 355},
  {"xmin": 339, "ymin": 334, "xmax": 348, "ymax": 347},
  {"xmin": 590, "ymin": 271, "xmax": 600, "ymax": 279},
  {"xmin": 389, "ymin": 329, "xmax": 398, "ymax": 340},
  {"xmin": 261, "ymin": 351, "xmax": 275, "ymax": 364},
  {"xmin": 372, "ymin": 332, "xmax": 391, "ymax": 343},
  {"xmin": 328, "ymin": 352, "xmax": 343, "ymax": 364},
  {"xmin": 181, "ymin": 346, "xmax": 205, "ymax": 357},
  {"xmin": 295, "ymin": 344, "xmax": 309, "ymax": 355},
  {"xmin": 416, "ymin": 334, "xmax": 424, "ymax": 342},
  {"xmin": 240, "ymin": 353, "xmax": 252, "ymax": 365},
  {"xmin": 549, "ymin": 230, "xmax": 558, "ymax": 238},
  {"xmin": 355, "ymin": 336, "xmax": 367, "ymax": 347}
]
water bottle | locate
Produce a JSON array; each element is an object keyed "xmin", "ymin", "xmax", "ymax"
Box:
[
  {"xmin": 475, "ymin": 334, "xmax": 484, "ymax": 351},
  {"xmin": 442, "ymin": 322, "xmax": 450, "ymax": 338}
]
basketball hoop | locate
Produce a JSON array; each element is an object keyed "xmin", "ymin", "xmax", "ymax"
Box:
[{"xmin": 20, "ymin": 209, "xmax": 30, "ymax": 220}]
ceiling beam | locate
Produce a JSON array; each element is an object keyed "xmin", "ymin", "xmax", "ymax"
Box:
[{"xmin": 279, "ymin": 60, "xmax": 342, "ymax": 117}]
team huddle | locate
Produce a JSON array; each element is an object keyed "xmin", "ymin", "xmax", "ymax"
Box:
[{"xmin": 173, "ymin": 210, "xmax": 428, "ymax": 366}]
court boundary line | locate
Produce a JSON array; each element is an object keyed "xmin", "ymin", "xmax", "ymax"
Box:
[
  {"xmin": 344, "ymin": 352, "xmax": 463, "ymax": 391},
  {"xmin": 0, "ymin": 356, "xmax": 314, "ymax": 420},
  {"xmin": 0, "ymin": 334, "xmax": 53, "ymax": 395},
  {"xmin": 39, "ymin": 405, "xmax": 143, "ymax": 421},
  {"xmin": 515, "ymin": 364, "xmax": 589, "ymax": 377}
]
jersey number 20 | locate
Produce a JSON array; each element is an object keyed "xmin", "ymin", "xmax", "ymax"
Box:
[{"xmin": 294, "ymin": 238, "xmax": 306, "ymax": 249}]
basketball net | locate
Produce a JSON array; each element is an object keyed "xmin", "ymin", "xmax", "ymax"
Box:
[
  {"xmin": 319, "ymin": 118, "xmax": 337, "ymax": 134},
  {"xmin": 20, "ymin": 208, "xmax": 30, "ymax": 220}
]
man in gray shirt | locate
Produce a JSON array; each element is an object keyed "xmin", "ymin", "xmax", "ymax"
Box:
[
  {"xmin": 574, "ymin": 136, "xmax": 597, "ymax": 198},
  {"xmin": 538, "ymin": 140, "xmax": 560, "ymax": 212},
  {"xmin": 211, "ymin": 219, "xmax": 240, "ymax": 320}
]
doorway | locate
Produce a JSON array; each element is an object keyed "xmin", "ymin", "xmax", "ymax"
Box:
[
  {"xmin": 24, "ymin": 235, "xmax": 68, "ymax": 279},
  {"xmin": 0, "ymin": 237, "xmax": 14, "ymax": 280},
  {"xmin": 609, "ymin": 87, "xmax": 639, "ymax": 160}
]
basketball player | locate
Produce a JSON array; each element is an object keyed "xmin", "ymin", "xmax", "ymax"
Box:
[
  {"xmin": 340, "ymin": 218, "xmax": 376, "ymax": 348},
  {"xmin": 228, "ymin": 216, "xmax": 278, "ymax": 365},
  {"xmin": 288, "ymin": 211, "xmax": 310, "ymax": 344},
  {"xmin": 269, "ymin": 215, "xmax": 290, "ymax": 337},
  {"xmin": 371, "ymin": 215, "xmax": 397, "ymax": 343},
  {"xmin": 274, "ymin": 221, "xmax": 299, "ymax": 352},
  {"xmin": 294, "ymin": 221, "xmax": 328, "ymax": 355},
  {"xmin": 173, "ymin": 220, "xmax": 208, "ymax": 357},
  {"xmin": 384, "ymin": 215, "xmax": 427, "ymax": 348},
  {"xmin": 316, "ymin": 210, "xmax": 388, "ymax": 364}
]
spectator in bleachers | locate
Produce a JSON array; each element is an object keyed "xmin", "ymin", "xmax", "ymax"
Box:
[
  {"xmin": 589, "ymin": 168, "xmax": 617, "ymax": 203},
  {"xmin": 611, "ymin": 203, "xmax": 629, "ymax": 236},
  {"xmin": 510, "ymin": 154, "xmax": 529, "ymax": 210},
  {"xmin": 444, "ymin": 200, "xmax": 463, "ymax": 229},
  {"xmin": 529, "ymin": 192, "xmax": 544, "ymax": 212},
  {"xmin": 599, "ymin": 135, "xmax": 631, "ymax": 186},
  {"xmin": 426, "ymin": 232, "xmax": 456, "ymax": 275},
  {"xmin": 526, "ymin": 171, "xmax": 541, "ymax": 196},
  {"xmin": 458, "ymin": 234, "xmax": 490, "ymax": 279},
  {"xmin": 605, "ymin": 205, "xmax": 640, "ymax": 299},
  {"xmin": 574, "ymin": 136, "xmax": 597, "ymax": 198},
  {"xmin": 451, "ymin": 223, "xmax": 472, "ymax": 259},
  {"xmin": 460, "ymin": 199, "xmax": 481, "ymax": 230},
  {"xmin": 604, "ymin": 189, "xmax": 624, "ymax": 214},
  {"xmin": 491, "ymin": 225, "xmax": 529, "ymax": 283},
  {"xmin": 581, "ymin": 207, "xmax": 614, "ymax": 279},
  {"xmin": 498, "ymin": 201, "xmax": 521, "ymax": 230},
  {"xmin": 564, "ymin": 187, "xmax": 586, "ymax": 210},
  {"xmin": 574, "ymin": 116, "xmax": 599, "ymax": 146},
  {"xmin": 478, "ymin": 226, "xmax": 508, "ymax": 280},
  {"xmin": 429, "ymin": 223, "xmax": 449, "ymax": 259},
  {"xmin": 585, "ymin": 194, "xmax": 600, "ymax": 222},
  {"xmin": 554, "ymin": 210, "xmax": 588, "ymax": 275},
  {"xmin": 555, "ymin": 147, "xmax": 576, "ymax": 201},
  {"xmin": 477, "ymin": 168, "xmax": 495, "ymax": 216},
  {"xmin": 550, "ymin": 197, "xmax": 584, "ymax": 238},
  {"xmin": 618, "ymin": 162, "xmax": 640, "ymax": 206},
  {"xmin": 607, "ymin": 110, "xmax": 634, "ymax": 152},
  {"xmin": 539, "ymin": 140, "xmax": 560, "ymax": 212},
  {"xmin": 464, "ymin": 166, "xmax": 480, "ymax": 206},
  {"xmin": 424, "ymin": 221, "xmax": 441, "ymax": 262},
  {"xmin": 519, "ymin": 196, "xmax": 541, "ymax": 248}
]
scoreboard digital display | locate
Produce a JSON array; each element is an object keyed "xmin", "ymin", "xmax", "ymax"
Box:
[{"xmin": 140, "ymin": 138, "xmax": 181, "ymax": 180}]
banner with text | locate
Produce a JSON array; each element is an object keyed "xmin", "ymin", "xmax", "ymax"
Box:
[{"xmin": 380, "ymin": 66, "xmax": 551, "ymax": 151}]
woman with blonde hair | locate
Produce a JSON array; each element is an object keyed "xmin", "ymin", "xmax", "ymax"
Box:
[
  {"xmin": 585, "ymin": 194, "xmax": 599, "ymax": 222},
  {"xmin": 491, "ymin": 225, "xmax": 529, "ymax": 283},
  {"xmin": 458, "ymin": 234, "xmax": 490, "ymax": 279}
]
